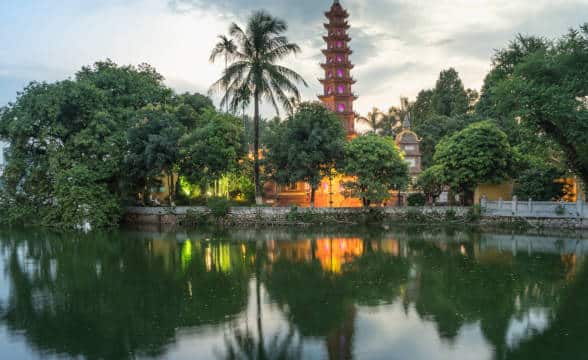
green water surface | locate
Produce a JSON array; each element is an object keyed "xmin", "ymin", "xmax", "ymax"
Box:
[{"xmin": 0, "ymin": 227, "xmax": 586, "ymax": 359}]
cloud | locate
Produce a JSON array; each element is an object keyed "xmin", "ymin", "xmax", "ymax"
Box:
[{"xmin": 1, "ymin": 0, "xmax": 587, "ymax": 116}]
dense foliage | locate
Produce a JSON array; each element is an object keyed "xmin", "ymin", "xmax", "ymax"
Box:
[
  {"xmin": 264, "ymin": 102, "xmax": 346, "ymax": 206},
  {"xmin": 342, "ymin": 134, "xmax": 409, "ymax": 207},
  {"xmin": 0, "ymin": 61, "xmax": 172, "ymax": 228},
  {"xmin": 481, "ymin": 25, "xmax": 588, "ymax": 184},
  {"xmin": 416, "ymin": 165, "xmax": 445, "ymax": 204},
  {"xmin": 433, "ymin": 121, "xmax": 515, "ymax": 203},
  {"xmin": 0, "ymin": 60, "xmax": 247, "ymax": 229}
]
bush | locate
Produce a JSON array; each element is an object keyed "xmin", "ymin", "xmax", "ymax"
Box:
[
  {"xmin": 207, "ymin": 197, "xmax": 231, "ymax": 219},
  {"xmin": 407, "ymin": 193, "xmax": 427, "ymax": 206}
]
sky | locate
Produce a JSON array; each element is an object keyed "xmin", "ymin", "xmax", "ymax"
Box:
[{"xmin": 1, "ymin": 0, "xmax": 587, "ymax": 117}]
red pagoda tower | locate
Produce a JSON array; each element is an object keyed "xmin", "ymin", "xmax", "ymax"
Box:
[{"xmin": 319, "ymin": 0, "xmax": 357, "ymax": 135}]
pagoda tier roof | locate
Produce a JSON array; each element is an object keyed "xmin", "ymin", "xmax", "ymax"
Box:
[
  {"xmin": 325, "ymin": 6, "xmax": 349, "ymax": 19},
  {"xmin": 320, "ymin": 63, "xmax": 355, "ymax": 70},
  {"xmin": 322, "ymin": 48, "xmax": 353, "ymax": 55},
  {"xmin": 324, "ymin": 22, "xmax": 350, "ymax": 30},
  {"xmin": 319, "ymin": 78, "xmax": 356, "ymax": 84},
  {"xmin": 318, "ymin": 94, "xmax": 358, "ymax": 101},
  {"xmin": 323, "ymin": 35, "xmax": 351, "ymax": 42}
]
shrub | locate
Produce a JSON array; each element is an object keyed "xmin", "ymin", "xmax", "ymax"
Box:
[
  {"xmin": 407, "ymin": 193, "xmax": 427, "ymax": 206},
  {"xmin": 208, "ymin": 197, "xmax": 231, "ymax": 219}
]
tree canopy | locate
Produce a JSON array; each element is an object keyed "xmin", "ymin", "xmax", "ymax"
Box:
[
  {"xmin": 179, "ymin": 108, "xmax": 244, "ymax": 186},
  {"xmin": 0, "ymin": 60, "xmax": 224, "ymax": 228},
  {"xmin": 484, "ymin": 25, "xmax": 588, "ymax": 184},
  {"xmin": 264, "ymin": 102, "xmax": 346, "ymax": 206},
  {"xmin": 433, "ymin": 121, "xmax": 515, "ymax": 201},
  {"xmin": 342, "ymin": 134, "xmax": 409, "ymax": 207}
]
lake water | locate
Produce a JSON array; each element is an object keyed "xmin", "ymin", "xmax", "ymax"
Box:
[{"xmin": 0, "ymin": 226, "xmax": 586, "ymax": 360}]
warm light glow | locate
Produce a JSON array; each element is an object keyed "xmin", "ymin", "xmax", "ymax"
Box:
[
  {"xmin": 338, "ymin": 103, "xmax": 345, "ymax": 112},
  {"xmin": 315, "ymin": 238, "xmax": 364, "ymax": 273}
]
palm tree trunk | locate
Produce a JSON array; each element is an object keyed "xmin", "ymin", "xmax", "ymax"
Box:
[
  {"xmin": 254, "ymin": 89, "xmax": 262, "ymax": 205},
  {"xmin": 310, "ymin": 187, "xmax": 316, "ymax": 208},
  {"xmin": 224, "ymin": 57, "xmax": 228, "ymax": 113}
]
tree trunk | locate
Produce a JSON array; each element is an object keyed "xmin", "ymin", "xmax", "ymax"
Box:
[
  {"xmin": 254, "ymin": 90, "xmax": 262, "ymax": 206},
  {"xmin": 168, "ymin": 171, "xmax": 174, "ymax": 206},
  {"xmin": 310, "ymin": 187, "xmax": 316, "ymax": 208}
]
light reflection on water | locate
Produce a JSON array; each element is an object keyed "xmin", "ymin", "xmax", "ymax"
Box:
[{"xmin": 0, "ymin": 227, "xmax": 586, "ymax": 359}]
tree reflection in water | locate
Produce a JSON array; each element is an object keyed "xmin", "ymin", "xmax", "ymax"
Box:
[{"xmin": 0, "ymin": 228, "xmax": 585, "ymax": 360}]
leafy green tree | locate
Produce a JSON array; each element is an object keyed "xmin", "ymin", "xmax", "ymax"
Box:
[
  {"xmin": 476, "ymin": 35, "xmax": 549, "ymax": 120},
  {"xmin": 342, "ymin": 134, "xmax": 409, "ymax": 207},
  {"xmin": 179, "ymin": 108, "xmax": 244, "ymax": 188},
  {"xmin": 210, "ymin": 11, "xmax": 307, "ymax": 205},
  {"xmin": 431, "ymin": 68, "xmax": 469, "ymax": 117},
  {"xmin": 412, "ymin": 114, "xmax": 480, "ymax": 168},
  {"xmin": 0, "ymin": 60, "xmax": 172, "ymax": 228},
  {"xmin": 411, "ymin": 89, "xmax": 435, "ymax": 128},
  {"xmin": 126, "ymin": 107, "xmax": 183, "ymax": 205},
  {"xmin": 264, "ymin": 102, "xmax": 346, "ymax": 206},
  {"xmin": 489, "ymin": 25, "xmax": 588, "ymax": 184},
  {"xmin": 417, "ymin": 165, "xmax": 445, "ymax": 204},
  {"xmin": 172, "ymin": 92, "xmax": 214, "ymax": 128},
  {"xmin": 513, "ymin": 160, "xmax": 566, "ymax": 201},
  {"xmin": 433, "ymin": 121, "xmax": 515, "ymax": 203}
]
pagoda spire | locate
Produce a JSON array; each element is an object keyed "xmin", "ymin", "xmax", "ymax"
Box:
[{"xmin": 318, "ymin": 0, "xmax": 356, "ymax": 135}]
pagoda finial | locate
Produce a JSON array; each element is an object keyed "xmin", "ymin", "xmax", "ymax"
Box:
[{"xmin": 403, "ymin": 112, "xmax": 411, "ymax": 129}]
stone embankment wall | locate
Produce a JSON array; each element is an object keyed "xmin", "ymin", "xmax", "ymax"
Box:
[
  {"xmin": 123, "ymin": 205, "xmax": 588, "ymax": 229},
  {"xmin": 124, "ymin": 206, "xmax": 469, "ymax": 226}
]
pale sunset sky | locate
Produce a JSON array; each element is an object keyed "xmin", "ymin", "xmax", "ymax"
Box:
[{"xmin": 1, "ymin": 0, "xmax": 587, "ymax": 117}]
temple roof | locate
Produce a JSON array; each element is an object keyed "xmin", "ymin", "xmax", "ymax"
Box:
[{"xmin": 395, "ymin": 129, "xmax": 420, "ymax": 144}]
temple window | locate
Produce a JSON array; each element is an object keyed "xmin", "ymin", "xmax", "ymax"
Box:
[
  {"xmin": 337, "ymin": 85, "xmax": 345, "ymax": 94},
  {"xmin": 336, "ymin": 41, "xmax": 343, "ymax": 48},
  {"xmin": 327, "ymin": 87, "xmax": 333, "ymax": 95},
  {"xmin": 336, "ymin": 55, "xmax": 343, "ymax": 63},
  {"xmin": 337, "ymin": 103, "xmax": 345, "ymax": 112},
  {"xmin": 337, "ymin": 69, "xmax": 344, "ymax": 77}
]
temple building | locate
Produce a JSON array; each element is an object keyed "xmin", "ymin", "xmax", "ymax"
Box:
[
  {"xmin": 395, "ymin": 114, "xmax": 422, "ymax": 178},
  {"xmin": 318, "ymin": 0, "xmax": 357, "ymax": 136},
  {"xmin": 264, "ymin": 0, "xmax": 361, "ymax": 207}
]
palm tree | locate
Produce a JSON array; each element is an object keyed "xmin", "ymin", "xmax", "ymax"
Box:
[
  {"xmin": 210, "ymin": 11, "xmax": 307, "ymax": 205},
  {"xmin": 381, "ymin": 97, "xmax": 411, "ymax": 137},
  {"xmin": 209, "ymin": 35, "xmax": 237, "ymax": 113},
  {"xmin": 356, "ymin": 107, "xmax": 385, "ymax": 133}
]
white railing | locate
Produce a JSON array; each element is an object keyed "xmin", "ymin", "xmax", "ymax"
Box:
[{"xmin": 481, "ymin": 196, "xmax": 587, "ymax": 219}]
